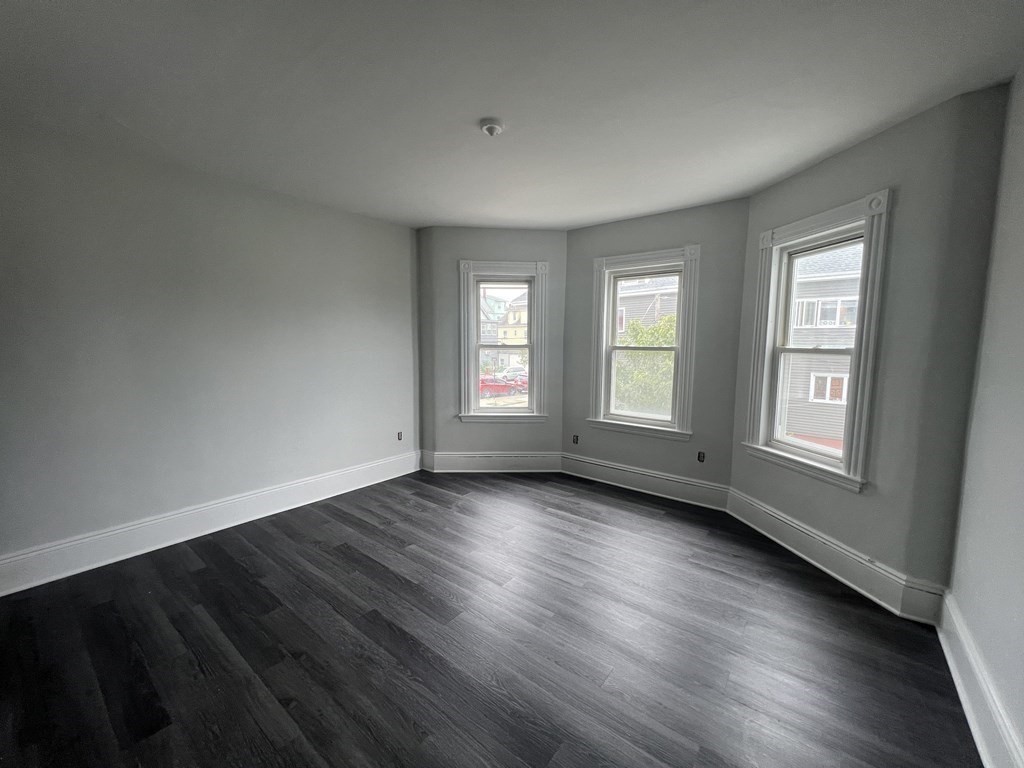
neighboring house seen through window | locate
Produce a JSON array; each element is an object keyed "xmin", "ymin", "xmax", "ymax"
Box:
[{"xmin": 773, "ymin": 239, "xmax": 862, "ymax": 458}]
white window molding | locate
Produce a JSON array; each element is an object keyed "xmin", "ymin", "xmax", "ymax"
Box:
[
  {"xmin": 459, "ymin": 261, "xmax": 547, "ymax": 422},
  {"xmin": 744, "ymin": 190, "xmax": 890, "ymax": 491},
  {"xmin": 590, "ymin": 246, "xmax": 699, "ymax": 438}
]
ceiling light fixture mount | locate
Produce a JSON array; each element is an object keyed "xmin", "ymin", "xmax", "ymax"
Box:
[{"xmin": 479, "ymin": 117, "xmax": 504, "ymax": 137}]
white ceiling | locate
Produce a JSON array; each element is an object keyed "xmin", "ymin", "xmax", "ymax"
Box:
[{"xmin": 2, "ymin": 1, "xmax": 1022, "ymax": 229}]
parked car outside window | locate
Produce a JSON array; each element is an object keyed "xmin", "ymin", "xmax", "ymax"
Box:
[
  {"xmin": 479, "ymin": 375, "xmax": 515, "ymax": 398},
  {"xmin": 497, "ymin": 365, "xmax": 526, "ymax": 382},
  {"xmin": 511, "ymin": 373, "xmax": 529, "ymax": 393}
]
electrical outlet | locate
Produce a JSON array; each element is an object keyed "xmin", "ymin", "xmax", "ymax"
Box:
[
  {"xmin": 697, "ymin": 451, "xmax": 705, "ymax": 462},
  {"xmin": 572, "ymin": 434, "xmax": 579, "ymax": 444},
  {"xmin": 397, "ymin": 431, "xmax": 403, "ymax": 441}
]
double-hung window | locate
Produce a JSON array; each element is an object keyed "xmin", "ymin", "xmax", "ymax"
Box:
[
  {"xmin": 459, "ymin": 261, "xmax": 547, "ymax": 421},
  {"xmin": 745, "ymin": 190, "xmax": 890, "ymax": 491},
  {"xmin": 589, "ymin": 247, "xmax": 699, "ymax": 439}
]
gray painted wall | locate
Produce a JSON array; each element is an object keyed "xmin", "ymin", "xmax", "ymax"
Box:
[
  {"xmin": 564, "ymin": 200, "xmax": 750, "ymax": 486},
  {"xmin": 948, "ymin": 69, "xmax": 1024, "ymax": 746},
  {"xmin": 0, "ymin": 128, "xmax": 417, "ymax": 556},
  {"xmin": 730, "ymin": 87, "xmax": 1007, "ymax": 584},
  {"xmin": 417, "ymin": 227, "xmax": 566, "ymax": 454}
]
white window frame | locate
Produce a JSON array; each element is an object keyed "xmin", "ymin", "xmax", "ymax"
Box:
[
  {"xmin": 809, "ymin": 373, "xmax": 849, "ymax": 404},
  {"xmin": 744, "ymin": 190, "xmax": 890, "ymax": 492},
  {"xmin": 459, "ymin": 261, "xmax": 547, "ymax": 422},
  {"xmin": 588, "ymin": 247, "xmax": 699, "ymax": 441}
]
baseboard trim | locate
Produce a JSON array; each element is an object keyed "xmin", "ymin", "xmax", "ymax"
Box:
[
  {"xmin": 4, "ymin": 447, "xmax": 948, "ymax": 632},
  {"xmin": 560, "ymin": 453, "xmax": 730, "ymax": 511},
  {"xmin": 939, "ymin": 596, "xmax": 1024, "ymax": 768},
  {"xmin": 419, "ymin": 449, "xmax": 729, "ymax": 511},
  {"xmin": 421, "ymin": 450, "xmax": 562, "ymax": 473},
  {"xmin": 0, "ymin": 451, "xmax": 421, "ymax": 598},
  {"xmin": 726, "ymin": 489, "xmax": 945, "ymax": 623}
]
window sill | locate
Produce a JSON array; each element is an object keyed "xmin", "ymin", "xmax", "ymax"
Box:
[
  {"xmin": 742, "ymin": 442, "xmax": 864, "ymax": 493},
  {"xmin": 459, "ymin": 413, "xmax": 548, "ymax": 423},
  {"xmin": 586, "ymin": 418, "xmax": 692, "ymax": 441}
]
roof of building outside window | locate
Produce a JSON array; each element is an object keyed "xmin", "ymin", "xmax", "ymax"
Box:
[
  {"xmin": 617, "ymin": 275, "xmax": 680, "ymax": 295},
  {"xmin": 795, "ymin": 242, "xmax": 863, "ymax": 278}
]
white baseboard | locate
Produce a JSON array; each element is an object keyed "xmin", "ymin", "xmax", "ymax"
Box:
[
  {"xmin": 939, "ymin": 596, "xmax": 1024, "ymax": 768},
  {"xmin": 560, "ymin": 453, "xmax": 730, "ymax": 511},
  {"xmin": 726, "ymin": 489, "xmax": 945, "ymax": 623},
  {"xmin": 3, "ymin": 444, "xmax": 949, "ymax": 633},
  {"xmin": 421, "ymin": 450, "xmax": 562, "ymax": 473},
  {"xmin": 0, "ymin": 451, "xmax": 420, "ymax": 598}
]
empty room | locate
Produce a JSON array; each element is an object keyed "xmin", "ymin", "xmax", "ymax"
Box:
[{"xmin": 2, "ymin": 1, "xmax": 1023, "ymax": 766}]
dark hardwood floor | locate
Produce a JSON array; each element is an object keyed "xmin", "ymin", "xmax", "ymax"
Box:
[{"xmin": 0, "ymin": 471, "xmax": 980, "ymax": 767}]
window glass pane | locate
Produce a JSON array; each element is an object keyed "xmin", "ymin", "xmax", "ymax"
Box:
[
  {"xmin": 818, "ymin": 300, "xmax": 838, "ymax": 326},
  {"xmin": 479, "ymin": 282, "xmax": 529, "ymax": 346},
  {"xmin": 614, "ymin": 274, "xmax": 680, "ymax": 346},
  {"xmin": 774, "ymin": 352, "xmax": 850, "ymax": 458},
  {"xmin": 829, "ymin": 377, "xmax": 845, "ymax": 402},
  {"xmin": 795, "ymin": 300, "xmax": 817, "ymax": 328},
  {"xmin": 478, "ymin": 348, "xmax": 529, "ymax": 409},
  {"xmin": 812, "ymin": 375, "xmax": 827, "ymax": 401},
  {"xmin": 838, "ymin": 299, "xmax": 858, "ymax": 327},
  {"xmin": 787, "ymin": 240, "xmax": 862, "ymax": 348},
  {"xmin": 609, "ymin": 349, "xmax": 674, "ymax": 420}
]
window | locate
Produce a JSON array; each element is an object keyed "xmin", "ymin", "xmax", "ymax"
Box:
[
  {"xmin": 809, "ymin": 373, "xmax": 848, "ymax": 403},
  {"xmin": 793, "ymin": 298, "xmax": 859, "ymax": 328},
  {"xmin": 459, "ymin": 261, "xmax": 547, "ymax": 421},
  {"xmin": 589, "ymin": 247, "xmax": 699, "ymax": 439},
  {"xmin": 838, "ymin": 299, "xmax": 858, "ymax": 327},
  {"xmin": 794, "ymin": 300, "xmax": 818, "ymax": 328},
  {"xmin": 745, "ymin": 190, "xmax": 890, "ymax": 491}
]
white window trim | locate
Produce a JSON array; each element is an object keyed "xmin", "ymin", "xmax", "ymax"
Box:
[
  {"xmin": 459, "ymin": 260, "xmax": 547, "ymax": 423},
  {"xmin": 590, "ymin": 246, "xmax": 699, "ymax": 439},
  {"xmin": 743, "ymin": 190, "xmax": 890, "ymax": 492},
  {"xmin": 809, "ymin": 373, "xmax": 849, "ymax": 404}
]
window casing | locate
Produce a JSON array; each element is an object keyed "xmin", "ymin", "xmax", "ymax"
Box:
[
  {"xmin": 744, "ymin": 190, "xmax": 890, "ymax": 491},
  {"xmin": 589, "ymin": 247, "xmax": 699, "ymax": 439},
  {"xmin": 459, "ymin": 261, "xmax": 547, "ymax": 422}
]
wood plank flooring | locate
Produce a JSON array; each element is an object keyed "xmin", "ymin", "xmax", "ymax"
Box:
[{"xmin": 0, "ymin": 471, "xmax": 981, "ymax": 767}]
